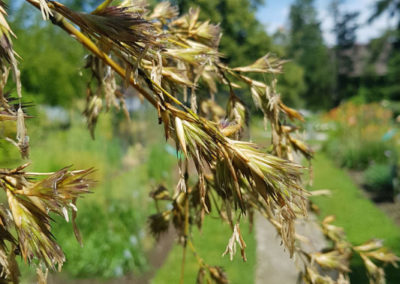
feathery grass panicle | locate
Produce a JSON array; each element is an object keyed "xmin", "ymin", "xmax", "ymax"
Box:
[
  {"xmin": 233, "ymin": 54, "xmax": 285, "ymax": 74},
  {"xmin": 0, "ymin": 164, "xmax": 94, "ymax": 278},
  {"xmin": 38, "ymin": 0, "xmax": 52, "ymax": 20},
  {"xmin": 148, "ymin": 211, "xmax": 171, "ymax": 240},
  {"xmin": 52, "ymin": 1, "xmax": 160, "ymax": 55},
  {"xmin": 296, "ymin": 214, "xmax": 399, "ymax": 283},
  {"xmin": 6, "ymin": 189, "xmax": 65, "ymax": 269},
  {"xmin": 0, "ymin": 2, "xmax": 29, "ymax": 160},
  {"xmin": 149, "ymin": 2, "xmax": 179, "ymax": 22},
  {"xmin": 3, "ymin": 1, "xmax": 398, "ymax": 283},
  {"xmin": 0, "ymin": 1, "xmax": 15, "ymax": 67}
]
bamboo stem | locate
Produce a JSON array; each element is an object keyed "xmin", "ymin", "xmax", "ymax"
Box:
[
  {"xmin": 179, "ymin": 193, "xmax": 189, "ymax": 284},
  {"xmin": 179, "ymin": 239, "xmax": 187, "ymax": 284},
  {"xmin": 187, "ymin": 239, "xmax": 206, "ymax": 268},
  {"xmin": 92, "ymin": 0, "xmax": 113, "ymax": 14},
  {"xmin": 179, "ymin": 161, "xmax": 190, "ymax": 284}
]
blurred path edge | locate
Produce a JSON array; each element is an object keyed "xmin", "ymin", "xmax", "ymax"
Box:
[{"xmin": 255, "ymin": 213, "xmax": 327, "ymax": 284}]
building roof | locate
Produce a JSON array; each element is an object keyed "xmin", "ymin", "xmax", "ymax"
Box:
[{"xmin": 338, "ymin": 42, "xmax": 391, "ymax": 77}]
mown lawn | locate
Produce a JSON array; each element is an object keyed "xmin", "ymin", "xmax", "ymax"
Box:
[
  {"xmin": 310, "ymin": 154, "xmax": 400, "ymax": 283},
  {"xmin": 153, "ymin": 218, "xmax": 256, "ymax": 284}
]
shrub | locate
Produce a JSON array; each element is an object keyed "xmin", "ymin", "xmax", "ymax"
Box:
[
  {"xmin": 322, "ymin": 102, "xmax": 397, "ymax": 170},
  {"xmin": 147, "ymin": 144, "xmax": 176, "ymax": 184},
  {"xmin": 52, "ymin": 200, "xmax": 148, "ymax": 278},
  {"xmin": 324, "ymin": 139, "xmax": 394, "ymax": 170},
  {"xmin": 364, "ymin": 163, "xmax": 395, "ymax": 200}
]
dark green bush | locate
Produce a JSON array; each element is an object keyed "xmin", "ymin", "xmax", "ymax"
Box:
[
  {"xmin": 53, "ymin": 199, "xmax": 148, "ymax": 278},
  {"xmin": 147, "ymin": 143, "xmax": 176, "ymax": 184},
  {"xmin": 324, "ymin": 139, "xmax": 394, "ymax": 170},
  {"xmin": 364, "ymin": 163, "xmax": 394, "ymax": 199}
]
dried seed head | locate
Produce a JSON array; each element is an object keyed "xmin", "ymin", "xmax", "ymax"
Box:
[
  {"xmin": 36, "ymin": 267, "xmax": 48, "ymax": 284},
  {"xmin": 222, "ymin": 224, "xmax": 247, "ymax": 261},
  {"xmin": 311, "ymin": 251, "xmax": 350, "ymax": 272},
  {"xmin": 353, "ymin": 239, "xmax": 384, "ymax": 252},
  {"xmin": 7, "ymin": 189, "xmax": 65, "ymax": 269},
  {"xmin": 233, "ymin": 54, "xmax": 284, "ymax": 74},
  {"xmin": 360, "ymin": 254, "xmax": 386, "ymax": 284},
  {"xmin": 16, "ymin": 107, "xmax": 29, "ymax": 159},
  {"xmin": 304, "ymin": 267, "xmax": 335, "ymax": 284},
  {"xmin": 208, "ymin": 266, "xmax": 229, "ymax": 284},
  {"xmin": 148, "ymin": 211, "xmax": 171, "ymax": 240},
  {"xmin": 175, "ymin": 117, "xmax": 187, "ymax": 156},
  {"xmin": 38, "ymin": 0, "xmax": 53, "ymax": 20},
  {"xmin": 149, "ymin": 185, "xmax": 171, "ymax": 201},
  {"xmin": 53, "ymin": 2, "xmax": 160, "ymax": 56},
  {"xmin": 364, "ymin": 247, "xmax": 400, "ymax": 266},
  {"xmin": 150, "ymin": 2, "xmax": 178, "ymax": 21}
]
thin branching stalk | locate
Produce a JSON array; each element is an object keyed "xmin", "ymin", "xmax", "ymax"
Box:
[
  {"xmin": 0, "ymin": 1, "xmax": 395, "ymax": 283},
  {"xmin": 180, "ymin": 192, "xmax": 189, "ymax": 284}
]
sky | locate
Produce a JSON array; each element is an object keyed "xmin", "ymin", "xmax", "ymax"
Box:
[{"xmin": 256, "ymin": 0, "xmax": 397, "ymax": 45}]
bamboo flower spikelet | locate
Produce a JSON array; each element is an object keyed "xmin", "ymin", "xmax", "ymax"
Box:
[
  {"xmin": 0, "ymin": 0, "xmax": 398, "ymax": 283},
  {"xmin": 1, "ymin": 1, "xmax": 95, "ymax": 282},
  {"xmin": 0, "ymin": 165, "xmax": 95, "ymax": 282}
]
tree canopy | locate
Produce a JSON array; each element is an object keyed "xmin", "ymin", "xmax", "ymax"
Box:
[{"xmin": 288, "ymin": 0, "xmax": 334, "ymax": 109}]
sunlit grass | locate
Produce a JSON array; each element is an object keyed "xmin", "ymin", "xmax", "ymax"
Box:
[
  {"xmin": 310, "ymin": 153, "xmax": 400, "ymax": 283},
  {"xmin": 153, "ymin": 218, "xmax": 256, "ymax": 284}
]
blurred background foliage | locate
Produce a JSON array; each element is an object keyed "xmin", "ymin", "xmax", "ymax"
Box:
[
  {"xmin": 4, "ymin": 0, "xmax": 400, "ymax": 110},
  {"xmin": 1, "ymin": 0, "xmax": 400, "ymax": 282}
]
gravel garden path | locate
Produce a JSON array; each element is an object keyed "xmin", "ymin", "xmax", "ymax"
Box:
[{"xmin": 255, "ymin": 213, "xmax": 327, "ymax": 284}]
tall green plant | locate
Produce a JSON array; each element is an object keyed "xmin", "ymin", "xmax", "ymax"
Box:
[
  {"xmin": 330, "ymin": 0, "xmax": 360, "ymax": 105},
  {"xmin": 369, "ymin": 0, "xmax": 400, "ymax": 101},
  {"xmin": 288, "ymin": 0, "xmax": 334, "ymax": 109},
  {"xmin": 0, "ymin": 1, "xmax": 398, "ymax": 283}
]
